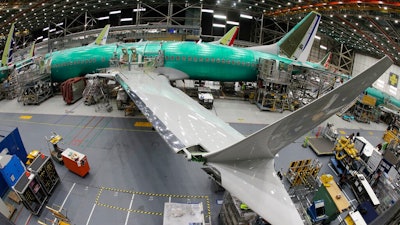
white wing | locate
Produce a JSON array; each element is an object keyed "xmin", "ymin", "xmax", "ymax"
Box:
[
  {"xmin": 115, "ymin": 67, "xmax": 244, "ymax": 153},
  {"xmin": 115, "ymin": 56, "xmax": 392, "ymax": 225}
]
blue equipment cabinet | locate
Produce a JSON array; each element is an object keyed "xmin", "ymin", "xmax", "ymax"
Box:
[
  {"xmin": 0, "ymin": 154, "xmax": 25, "ymax": 188},
  {"xmin": 0, "ymin": 126, "xmax": 28, "ymax": 197}
]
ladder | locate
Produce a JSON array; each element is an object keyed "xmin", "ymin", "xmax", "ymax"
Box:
[{"xmin": 336, "ymin": 97, "xmax": 358, "ymax": 117}]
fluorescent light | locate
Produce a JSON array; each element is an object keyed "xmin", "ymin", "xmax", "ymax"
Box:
[
  {"xmin": 201, "ymin": 9, "xmax": 214, "ymax": 13},
  {"xmin": 240, "ymin": 14, "xmax": 252, "ymax": 19},
  {"xmin": 43, "ymin": 38, "xmax": 48, "ymax": 41},
  {"xmin": 56, "ymin": 22, "xmax": 63, "ymax": 26},
  {"xmin": 133, "ymin": 8, "xmax": 146, "ymax": 12},
  {"xmin": 319, "ymin": 45, "xmax": 327, "ymax": 50},
  {"xmin": 227, "ymin": 21, "xmax": 239, "ymax": 25},
  {"xmin": 121, "ymin": 18, "xmax": 133, "ymax": 22},
  {"xmin": 49, "ymin": 28, "xmax": 56, "ymax": 33},
  {"xmin": 36, "ymin": 36, "xmax": 43, "ymax": 40},
  {"xmin": 109, "ymin": 10, "xmax": 121, "ymax": 15},
  {"xmin": 315, "ymin": 35, "xmax": 321, "ymax": 40},
  {"xmin": 56, "ymin": 30, "xmax": 63, "ymax": 34},
  {"xmin": 97, "ymin": 16, "xmax": 109, "ymax": 20},
  {"xmin": 43, "ymin": 26, "xmax": 49, "ymax": 31},
  {"xmin": 213, "ymin": 23, "xmax": 225, "ymax": 28},
  {"xmin": 213, "ymin": 14, "xmax": 226, "ymax": 20}
]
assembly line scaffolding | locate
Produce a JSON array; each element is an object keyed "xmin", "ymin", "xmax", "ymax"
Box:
[
  {"xmin": 12, "ymin": 58, "xmax": 53, "ymax": 105},
  {"xmin": 255, "ymin": 59, "xmax": 337, "ymax": 112}
]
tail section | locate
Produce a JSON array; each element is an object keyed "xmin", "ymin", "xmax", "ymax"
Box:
[
  {"xmin": 28, "ymin": 41, "xmax": 36, "ymax": 58},
  {"xmin": 1, "ymin": 23, "xmax": 15, "ymax": 67},
  {"xmin": 319, "ymin": 52, "xmax": 332, "ymax": 69},
  {"xmin": 211, "ymin": 26, "xmax": 239, "ymax": 46},
  {"xmin": 247, "ymin": 11, "xmax": 321, "ymax": 61},
  {"xmin": 93, "ymin": 24, "xmax": 110, "ymax": 45},
  {"xmin": 204, "ymin": 56, "xmax": 392, "ymax": 224}
]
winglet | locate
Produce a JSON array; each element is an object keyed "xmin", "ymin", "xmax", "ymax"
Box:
[
  {"xmin": 1, "ymin": 23, "xmax": 15, "ymax": 66},
  {"xmin": 211, "ymin": 26, "xmax": 239, "ymax": 46},
  {"xmin": 246, "ymin": 11, "xmax": 321, "ymax": 61},
  {"xmin": 93, "ymin": 24, "xmax": 110, "ymax": 45}
]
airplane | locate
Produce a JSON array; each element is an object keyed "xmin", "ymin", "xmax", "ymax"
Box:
[
  {"xmin": 72, "ymin": 12, "xmax": 390, "ymax": 224},
  {"xmin": 45, "ymin": 11, "xmax": 321, "ymax": 83},
  {"xmin": 0, "ymin": 23, "xmax": 15, "ymax": 81},
  {"xmin": 112, "ymin": 48, "xmax": 392, "ymax": 225}
]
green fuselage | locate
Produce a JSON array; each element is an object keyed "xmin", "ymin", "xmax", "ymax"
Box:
[{"xmin": 47, "ymin": 41, "xmax": 298, "ymax": 83}]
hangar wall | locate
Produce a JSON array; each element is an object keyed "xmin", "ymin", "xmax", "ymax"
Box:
[{"xmin": 353, "ymin": 53, "xmax": 400, "ymax": 100}]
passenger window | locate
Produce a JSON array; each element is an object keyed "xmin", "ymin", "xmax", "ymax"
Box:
[
  {"xmin": 211, "ymin": 58, "xmax": 215, "ymax": 63},
  {"xmin": 176, "ymin": 56, "xmax": 180, "ymax": 61},
  {"xmin": 205, "ymin": 58, "xmax": 209, "ymax": 62},
  {"xmin": 216, "ymin": 58, "xmax": 220, "ymax": 63},
  {"xmin": 193, "ymin": 57, "xmax": 197, "ymax": 62},
  {"xmin": 221, "ymin": 59, "xmax": 225, "ymax": 64},
  {"xmin": 188, "ymin": 56, "xmax": 192, "ymax": 61},
  {"xmin": 226, "ymin": 60, "xmax": 230, "ymax": 64},
  {"xmin": 199, "ymin": 58, "xmax": 204, "ymax": 62},
  {"xmin": 170, "ymin": 56, "xmax": 174, "ymax": 60},
  {"xmin": 182, "ymin": 56, "xmax": 186, "ymax": 61}
]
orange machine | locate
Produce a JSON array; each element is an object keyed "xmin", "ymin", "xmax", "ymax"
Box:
[{"xmin": 61, "ymin": 148, "xmax": 90, "ymax": 177}]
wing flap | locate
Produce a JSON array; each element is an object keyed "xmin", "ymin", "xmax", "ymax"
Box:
[{"xmin": 115, "ymin": 67, "xmax": 244, "ymax": 153}]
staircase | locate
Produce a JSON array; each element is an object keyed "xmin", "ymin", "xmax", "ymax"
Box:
[{"xmin": 336, "ymin": 97, "xmax": 358, "ymax": 117}]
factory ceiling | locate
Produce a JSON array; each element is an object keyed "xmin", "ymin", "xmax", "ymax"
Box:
[{"xmin": 0, "ymin": 0, "xmax": 398, "ymax": 65}]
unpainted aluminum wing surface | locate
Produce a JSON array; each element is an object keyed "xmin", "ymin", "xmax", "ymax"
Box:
[{"xmin": 115, "ymin": 67, "xmax": 245, "ymax": 153}]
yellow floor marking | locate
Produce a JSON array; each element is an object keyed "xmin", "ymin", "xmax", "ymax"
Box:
[
  {"xmin": 368, "ymin": 131, "xmax": 374, "ymax": 135},
  {"xmin": 19, "ymin": 115, "xmax": 32, "ymax": 120},
  {"xmin": 134, "ymin": 121, "xmax": 152, "ymax": 127},
  {"xmin": 96, "ymin": 186, "xmax": 211, "ymax": 218},
  {"xmin": 339, "ymin": 130, "xmax": 346, "ymax": 135}
]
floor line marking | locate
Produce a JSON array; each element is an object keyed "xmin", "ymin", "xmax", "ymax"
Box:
[
  {"xmin": 86, "ymin": 204, "xmax": 97, "ymax": 225},
  {"xmin": 24, "ymin": 213, "xmax": 32, "ymax": 225},
  {"xmin": 60, "ymin": 183, "xmax": 76, "ymax": 209},
  {"xmin": 124, "ymin": 194, "xmax": 135, "ymax": 225}
]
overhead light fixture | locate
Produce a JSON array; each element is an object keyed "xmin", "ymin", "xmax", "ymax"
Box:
[
  {"xmin": 212, "ymin": 23, "xmax": 225, "ymax": 28},
  {"xmin": 36, "ymin": 36, "xmax": 43, "ymax": 40},
  {"xmin": 227, "ymin": 21, "xmax": 239, "ymax": 25},
  {"xmin": 97, "ymin": 16, "xmax": 109, "ymax": 20},
  {"xmin": 240, "ymin": 14, "xmax": 252, "ymax": 19},
  {"xmin": 214, "ymin": 14, "xmax": 226, "ymax": 20},
  {"xmin": 121, "ymin": 18, "xmax": 133, "ymax": 22},
  {"xmin": 315, "ymin": 35, "xmax": 321, "ymax": 40},
  {"xmin": 320, "ymin": 45, "xmax": 327, "ymax": 50},
  {"xmin": 43, "ymin": 27, "xmax": 49, "ymax": 31},
  {"xmin": 56, "ymin": 22, "xmax": 63, "ymax": 26},
  {"xmin": 201, "ymin": 9, "xmax": 214, "ymax": 13},
  {"xmin": 133, "ymin": 8, "xmax": 146, "ymax": 12},
  {"xmin": 110, "ymin": 10, "xmax": 121, "ymax": 15},
  {"xmin": 49, "ymin": 28, "xmax": 56, "ymax": 33}
]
